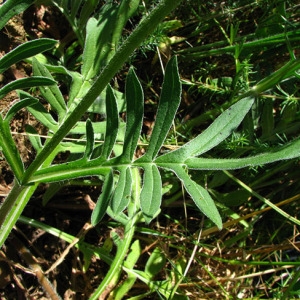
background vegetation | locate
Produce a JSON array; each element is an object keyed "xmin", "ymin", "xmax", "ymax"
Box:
[{"xmin": 0, "ymin": 0, "xmax": 299, "ymax": 299}]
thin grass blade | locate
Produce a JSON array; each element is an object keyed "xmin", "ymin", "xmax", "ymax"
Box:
[{"xmin": 83, "ymin": 119, "xmax": 94, "ymax": 160}]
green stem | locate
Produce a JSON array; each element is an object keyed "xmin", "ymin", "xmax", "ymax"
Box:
[
  {"xmin": 22, "ymin": 0, "xmax": 182, "ymax": 185},
  {"xmin": 0, "ymin": 182, "xmax": 38, "ymax": 247},
  {"xmin": 90, "ymin": 167, "xmax": 142, "ymax": 298},
  {"xmin": 89, "ymin": 212, "xmax": 141, "ymax": 299}
]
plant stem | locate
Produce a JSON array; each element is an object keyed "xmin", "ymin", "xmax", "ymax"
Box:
[
  {"xmin": 89, "ymin": 212, "xmax": 141, "ymax": 299},
  {"xmin": 0, "ymin": 182, "xmax": 38, "ymax": 247}
]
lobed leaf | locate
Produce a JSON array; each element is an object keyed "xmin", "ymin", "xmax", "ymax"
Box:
[
  {"xmin": 140, "ymin": 164, "xmax": 162, "ymax": 224},
  {"xmin": 0, "ymin": 39, "xmax": 57, "ymax": 74},
  {"xmin": 170, "ymin": 165, "xmax": 222, "ymax": 229},
  {"xmin": 137, "ymin": 56, "xmax": 182, "ymax": 162},
  {"xmin": 155, "ymin": 97, "xmax": 254, "ymax": 163}
]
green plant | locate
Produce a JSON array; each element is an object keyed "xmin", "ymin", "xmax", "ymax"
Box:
[{"xmin": 1, "ymin": 0, "xmax": 300, "ymax": 298}]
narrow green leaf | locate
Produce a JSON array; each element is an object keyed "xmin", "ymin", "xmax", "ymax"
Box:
[
  {"xmin": 91, "ymin": 170, "xmax": 114, "ymax": 226},
  {"xmin": 110, "ymin": 167, "xmax": 132, "ymax": 215},
  {"xmin": 4, "ymin": 97, "xmax": 38, "ymax": 122},
  {"xmin": 70, "ymin": 0, "xmax": 83, "ymax": 20},
  {"xmin": 81, "ymin": 17, "xmax": 99, "ymax": 80},
  {"xmin": 144, "ymin": 247, "xmax": 166, "ymax": 279},
  {"xmin": 0, "ymin": 117, "xmax": 24, "ymax": 182},
  {"xmin": 84, "ymin": 119, "xmax": 94, "ymax": 159},
  {"xmin": 185, "ymin": 137, "xmax": 300, "ymax": 170},
  {"xmin": 137, "ymin": 56, "xmax": 182, "ymax": 162},
  {"xmin": 140, "ymin": 164, "xmax": 162, "ymax": 224},
  {"xmin": 0, "ymin": 77, "xmax": 56, "ymax": 100},
  {"xmin": 101, "ymin": 85, "xmax": 119, "ymax": 160},
  {"xmin": 0, "ymin": 38, "xmax": 57, "ymax": 74},
  {"xmin": 115, "ymin": 68, "xmax": 143, "ymax": 163},
  {"xmin": 69, "ymin": 121, "xmax": 106, "ymax": 135},
  {"xmin": 171, "ymin": 165, "xmax": 222, "ymax": 229},
  {"xmin": 261, "ymin": 98, "xmax": 274, "ymax": 138},
  {"xmin": 156, "ymin": 97, "xmax": 254, "ymax": 163},
  {"xmin": 32, "ymin": 58, "xmax": 67, "ymax": 120},
  {"xmin": 79, "ymin": 0, "xmax": 98, "ymax": 30},
  {"xmin": 25, "ymin": 124, "xmax": 43, "ymax": 152},
  {"xmin": 0, "ymin": 0, "xmax": 34, "ymax": 31},
  {"xmin": 18, "ymin": 91, "xmax": 58, "ymax": 131},
  {"xmin": 29, "ymin": 159, "xmax": 111, "ymax": 183}
]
